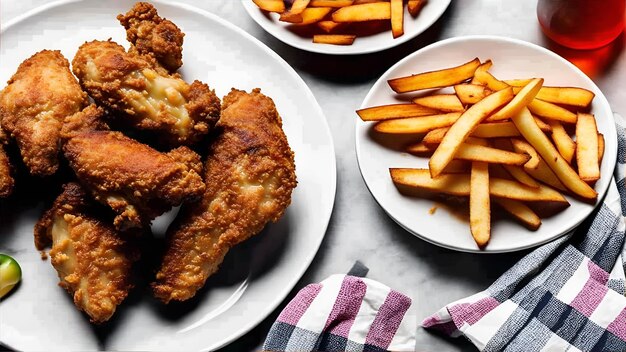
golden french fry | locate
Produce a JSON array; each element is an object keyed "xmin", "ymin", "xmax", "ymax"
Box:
[
  {"xmin": 429, "ymin": 88, "xmax": 514, "ymax": 177},
  {"xmin": 406, "ymin": 142, "xmax": 435, "ymax": 156},
  {"xmin": 390, "ymin": 168, "xmax": 569, "ymax": 203},
  {"xmin": 390, "ymin": 0, "xmax": 404, "ymax": 38},
  {"xmin": 470, "ymin": 162, "xmax": 490, "ymax": 247},
  {"xmin": 313, "ymin": 34, "xmax": 356, "ymax": 45},
  {"xmin": 310, "ymin": 0, "xmax": 355, "ymax": 6},
  {"xmin": 512, "ymin": 107, "xmax": 597, "ymax": 200},
  {"xmin": 492, "ymin": 139, "xmax": 541, "ymax": 188},
  {"xmin": 332, "ymin": 2, "xmax": 391, "ymax": 22},
  {"xmin": 511, "ymin": 138, "xmax": 540, "ymax": 170},
  {"xmin": 526, "ymin": 156, "xmax": 568, "ymax": 192},
  {"xmin": 388, "ymin": 58, "xmax": 481, "ymax": 93},
  {"xmin": 252, "ymin": 0, "xmax": 285, "ymax": 12},
  {"xmin": 533, "ymin": 116, "xmax": 553, "ymax": 132},
  {"xmin": 279, "ymin": 12, "xmax": 304, "ymax": 23},
  {"xmin": 527, "ymin": 99, "xmax": 577, "ymax": 124},
  {"xmin": 443, "ymin": 160, "xmax": 470, "ymax": 174},
  {"xmin": 454, "ymin": 83, "xmax": 492, "ymax": 105},
  {"xmin": 507, "ymin": 84, "xmax": 595, "ymax": 108},
  {"xmin": 317, "ymin": 20, "xmax": 342, "ymax": 32},
  {"xmin": 413, "ymin": 94, "xmax": 464, "ymax": 112},
  {"xmin": 598, "ymin": 133, "xmax": 605, "ymax": 164},
  {"xmin": 423, "ymin": 123, "xmax": 522, "ymax": 143},
  {"xmin": 290, "ymin": 0, "xmax": 311, "ymax": 13},
  {"xmin": 408, "ymin": 0, "xmax": 426, "ymax": 17},
  {"xmin": 471, "ymin": 60, "xmax": 493, "ymax": 82},
  {"xmin": 472, "ymin": 69, "xmax": 509, "ymax": 91},
  {"xmin": 356, "ymin": 103, "xmax": 438, "ymax": 121},
  {"xmin": 576, "ymin": 113, "xmax": 600, "ymax": 182},
  {"xmin": 494, "ymin": 198, "xmax": 541, "ymax": 230},
  {"xmin": 549, "ymin": 120, "xmax": 576, "ymax": 163},
  {"xmin": 374, "ymin": 113, "xmax": 462, "ymax": 134},
  {"xmin": 294, "ymin": 7, "xmax": 333, "ymax": 24},
  {"xmin": 486, "ymin": 78, "xmax": 543, "ymax": 121},
  {"xmin": 453, "ymin": 143, "xmax": 530, "ymax": 165}
]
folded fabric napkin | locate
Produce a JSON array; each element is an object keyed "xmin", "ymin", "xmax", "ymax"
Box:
[
  {"xmin": 423, "ymin": 113, "xmax": 626, "ymax": 351},
  {"xmin": 263, "ymin": 263, "xmax": 416, "ymax": 352}
]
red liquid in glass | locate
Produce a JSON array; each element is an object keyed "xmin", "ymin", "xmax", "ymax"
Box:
[{"xmin": 537, "ymin": 0, "xmax": 625, "ymax": 49}]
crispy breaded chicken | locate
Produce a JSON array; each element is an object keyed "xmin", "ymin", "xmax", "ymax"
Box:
[
  {"xmin": 0, "ymin": 145, "xmax": 13, "ymax": 198},
  {"xmin": 152, "ymin": 89, "xmax": 297, "ymax": 303},
  {"xmin": 62, "ymin": 104, "xmax": 206, "ymax": 230},
  {"xmin": 0, "ymin": 50, "xmax": 87, "ymax": 176},
  {"xmin": 72, "ymin": 40, "xmax": 220, "ymax": 146},
  {"xmin": 34, "ymin": 183, "xmax": 138, "ymax": 323},
  {"xmin": 118, "ymin": 2, "xmax": 184, "ymax": 73}
]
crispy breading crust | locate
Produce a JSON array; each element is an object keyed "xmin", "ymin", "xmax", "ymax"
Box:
[
  {"xmin": 0, "ymin": 50, "xmax": 87, "ymax": 176},
  {"xmin": 72, "ymin": 40, "xmax": 220, "ymax": 146},
  {"xmin": 62, "ymin": 105, "xmax": 206, "ymax": 230},
  {"xmin": 152, "ymin": 88, "xmax": 297, "ymax": 303},
  {"xmin": 34, "ymin": 183, "xmax": 138, "ymax": 323},
  {"xmin": 117, "ymin": 2, "xmax": 184, "ymax": 73},
  {"xmin": 0, "ymin": 145, "xmax": 13, "ymax": 198}
]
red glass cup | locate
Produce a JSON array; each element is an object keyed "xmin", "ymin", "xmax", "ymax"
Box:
[{"xmin": 537, "ymin": 0, "xmax": 626, "ymax": 49}]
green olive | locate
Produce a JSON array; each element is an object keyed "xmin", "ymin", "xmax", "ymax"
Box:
[{"xmin": 0, "ymin": 254, "xmax": 21, "ymax": 299}]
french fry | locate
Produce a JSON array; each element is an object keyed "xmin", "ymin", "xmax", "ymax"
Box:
[
  {"xmin": 310, "ymin": 0, "xmax": 355, "ymax": 6},
  {"xmin": 533, "ymin": 116, "xmax": 553, "ymax": 132},
  {"xmin": 289, "ymin": 0, "xmax": 311, "ymax": 14},
  {"xmin": 492, "ymin": 139, "xmax": 540, "ymax": 188},
  {"xmin": 406, "ymin": 142, "xmax": 435, "ymax": 156},
  {"xmin": 508, "ymin": 85, "xmax": 595, "ymax": 108},
  {"xmin": 471, "ymin": 122, "xmax": 521, "ymax": 138},
  {"xmin": 526, "ymin": 157, "xmax": 568, "ymax": 192},
  {"xmin": 486, "ymin": 78, "xmax": 543, "ymax": 121},
  {"xmin": 252, "ymin": 0, "xmax": 285, "ymax": 12},
  {"xmin": 390, "ymin": 0, "xmax": 404, "ymax": 38},
  {"xmin": 413, "ymin": 94, "xmax": 464, "ymax": 112},
  {"xmin": 472, "ymin": 69, "xmax": 509, "ymax": 91},
  {"xmin": 454, "ymin": 143, "xmax": 530, "ymax": 165},
  {"xmin": 390, "ymin": 168, "xmax": 569, "ymax": 203},
  {"xmin": 279, "ymin": 12, "xmax": 304, "ymax": 23},
  {"xmin": 317, "ymin": 20, "xmax": 342, "ymax": 32},
  {"xmin": 512, "ymin": 107, "xmax": 597, "ymax": 200},
  {"xmin": 374, "ymin": 113, "xmax": 462, "ymax": 134},
  {"xmin": 313, "ymin": 34, "xmax": 356, "ymax": 45},
  {"xmin": 598, "ymin": 133, "xmax": 605, "ymax": 163},
  {"xmin": 527, "ymin": 99, "xmax": 577, "ymax": 124},
  {"xmin": 408, "ymin": 0, "xmax": 426, "ymax": 17},
  {"xmin": 356, "ymin": 103, "xmax": 438, "ymax": 121},
  {"xmin": 443, "ymin": 160, "xmax": 470, "ymax": 174},
  {"xmin": 429, "ymin": 88, "xmax": 514, "ymax": 177},
  {"xmin": 576, "ymin": 113, "xmax": 600, "ymax": 182},
  {"xmin": 494, "ymin": 198, "xmax": 541, "ymax": 230},
  {"xmin": 511, "ymin": 138, "xmax": 540, "ymax": 170},
  {"xmin": 332, "ymin": 2, "xmax": 391, "ymax": 22},
  {"xmin": 470, "ymin": 162, "xmax": 490, "ymax": 247},
  {"xmin": 294, "ymin": 7, "xmax": 333, "ymax": 24},
  {"xmin": 455, "ymin": 84, "xmax": 492, "ymax": 105},
  {"xmin": 388, "ymin": 58, "xmax": 481, "ymax": 93},
  {"xmin": 549, "ymin": 120, "xmax": 576, "ymax": 163}
]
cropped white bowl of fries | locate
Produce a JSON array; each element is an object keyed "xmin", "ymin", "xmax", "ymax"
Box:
[
  {"xmin": 242, "ymin": 0, "xmax": 451, "ymax": 54},
  {"xmin": 356, "ymin": 36, "xmax": 617, "ymax": 252}
]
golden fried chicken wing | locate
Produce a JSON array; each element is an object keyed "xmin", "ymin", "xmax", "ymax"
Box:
[
  {"xmin": 72, "ymin": 40, "xmax": 220, "ymax": 146},
  {"xmin": 118, "ymin": 2, "xmax": 184, "ymax": 73},
  {"xmin": 34, "ymin": 183, "xmax": 138, "ymax": 323},
  {"xmin": 61, "ymin": 104, "xmax": 205, "ymax": 230},
  {"xmin": 152, "ymin": 89, "xmax": 296, "ymax": 303},
  {"xmin": 0, "ymin": 50, "xmax": 87, "ymax": 176}
]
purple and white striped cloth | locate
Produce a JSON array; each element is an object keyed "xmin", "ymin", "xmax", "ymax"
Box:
[
  {"xmin": 423, "ymin": 113, "xmax": 626, "ymax": 351},
  {"xmin": 263, "ymin": 274, "xmax": 416, "ymax": 351}
]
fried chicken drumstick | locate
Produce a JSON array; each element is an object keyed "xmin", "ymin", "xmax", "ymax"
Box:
[
  {"xmin": 0, "ymin": 50, "xmax": 87, "ymax": 176},
  {"xmin": 118, "ymin": 2, "xmax": 184, "ymax": 73},
  {"xmin": 153, "ymin": 89, "xmax": 297, "ymax": 303},
  {"xmin": 62, "ymin": 104, "xmax": 205, "ymax": 230},
  {"xmin": 72, "ymin": 40, "xmax": 220, "ymax": 145},
  {"xmin": 34, "ymin": 183, "xmax": 138, "ymax": 323}
]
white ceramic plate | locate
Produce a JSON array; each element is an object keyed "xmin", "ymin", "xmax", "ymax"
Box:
[
  {"xmin": 356, "ymin": 36, "xmax": 617, "ymax": 253},
  {"xmin": 241, "ymin": 0, "xmax": 451, "ymax": 55},
  {"xmin": 0, "ymin": 1, "xmax": 336, "ymax": 350}
]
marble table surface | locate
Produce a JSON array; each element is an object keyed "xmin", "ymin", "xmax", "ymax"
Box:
[{"xmin": 3, "ymin": 1, "xmax": 626, "ymax": 351}]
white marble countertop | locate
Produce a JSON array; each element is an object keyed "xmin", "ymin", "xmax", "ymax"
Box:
[{"xmin": 3, "ymin": 1, "xmax": 626, "ymax": 351}]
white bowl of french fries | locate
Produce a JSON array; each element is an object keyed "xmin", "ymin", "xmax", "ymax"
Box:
[
  {"xmin": 356, "ymin": 36, "xmax": 617, "ymax": 252},
  {"xmin": 242, "ymin": 0, "xmax": 451, "ymax": 54}
]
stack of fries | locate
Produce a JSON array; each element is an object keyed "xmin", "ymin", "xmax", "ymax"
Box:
[
  {"xmin": 252, "ymin": 0, "xmax": 427, "ymax": 45},
  {"xmin": 357, "ymin": 58, "xmax": 604, "ymax": 248}
]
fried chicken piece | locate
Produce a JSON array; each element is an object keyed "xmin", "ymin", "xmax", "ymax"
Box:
[
  {"xmin": 118, "ymin": 2, "xmax": 184, "ymax": 73},
  {"xmin": 0, "ymin": 145, "xmax": 13, "ymax": 198},
  {"xmin": 72, "ymin": 40, "xmax": 220, "ymax": 146},
  {"xmin": 34, "ymin": 183, "xmax": 138, "ymax": 323},
  {"xmin": 152, "ymin": 89, "xmax": 297, "ymax": 303},
  {"xmin": 0, "ymin": 50, "xmax": 87, "ymax": 176},
  {"xmin": 61, "ymin": 104, "xmax": 205, "ymax": 230}
]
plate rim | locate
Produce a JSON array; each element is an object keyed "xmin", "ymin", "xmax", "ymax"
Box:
[
  {"xmin": 355, "ymin": 35, "xmax": 618, "ymax": 254},
  {"xmin": 0, "ymin": 0, "xmax": 338, "ymax": 349},
  {"xmin": 240, "ymin": 0, "xmax": 452, "ymax": 55}
]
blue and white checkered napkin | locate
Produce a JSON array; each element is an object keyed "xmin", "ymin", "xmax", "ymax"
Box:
[{"xmin": 423, "ymin": 113, "xmax": 626, "ymax": 351}]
